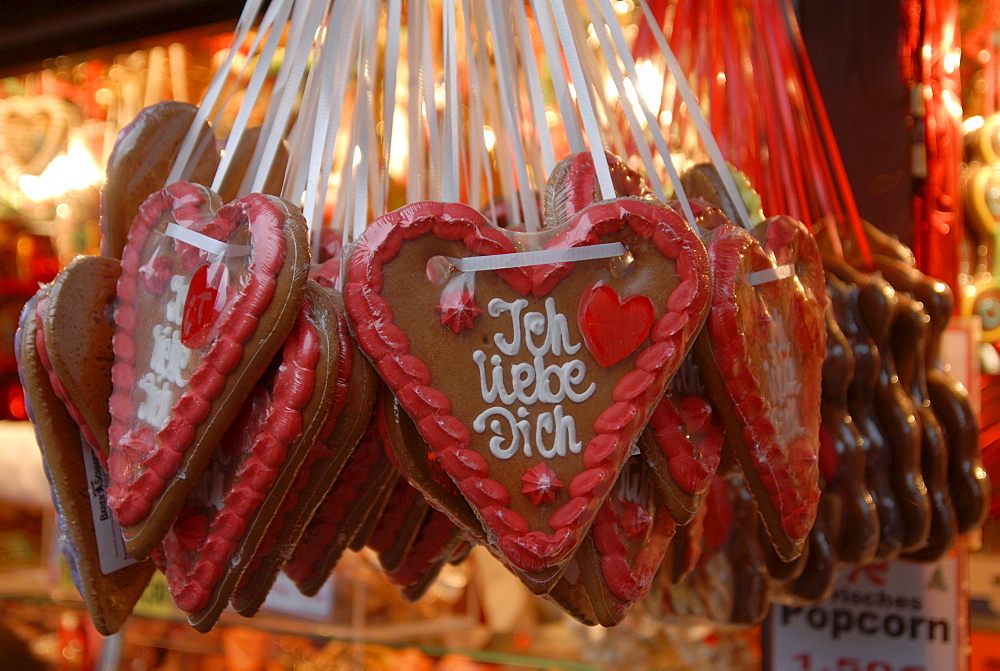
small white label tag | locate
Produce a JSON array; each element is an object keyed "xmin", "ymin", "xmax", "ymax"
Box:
[{"xmin": 81, "ymin": 441, "xmax": 138, "ymax": 575}]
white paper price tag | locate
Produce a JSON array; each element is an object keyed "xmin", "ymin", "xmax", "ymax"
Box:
[
  {"xmin": 766, "ymin": 558, "xmax": 960, "ymax": 671},
  {"xmin": 81, "ymin": 441, "xmax": 138, "ymax": 575}
]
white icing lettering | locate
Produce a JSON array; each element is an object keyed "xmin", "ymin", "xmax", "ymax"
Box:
[
  {"xmin": 136, "ymin": 274, "xmax": 193, "ymax": 431},
  {"xmin": 489, "ymin": 298, "xmax": 526, "ymax": 355},
  {"xmin": 137, "ymin": 372, "xmax": 174, "ymax": 427},
  {"xmin": 545, "ymin": 297, "xmax": 580, "ymax": 356},
  {"xmin": 473, "ymin": 406, "xmax": 520, "ymax": 459},
  {"xmin": 474, "ymin": 404, "xmax": 583, "ymax": 460},
  {"xmin": 149, "ymin": 325, "xmax": 191, "ymax": 387},
  {"xmin": 619, "ymin": 461, "xmax": 650, "ymax": 504},
  {"xmin": 164, "ymin": 275, "xmax": 188, "ymax": 325},
  {"xmin": 472, "ymin": 296, "xmax": 592, "ymax": 460}
]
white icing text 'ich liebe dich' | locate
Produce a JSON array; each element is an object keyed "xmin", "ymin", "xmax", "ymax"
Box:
[{"xmin": 472, "ymin": 297, "xmax": 595, "ymax": 460}]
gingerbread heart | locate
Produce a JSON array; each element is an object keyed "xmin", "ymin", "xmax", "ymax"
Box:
[
  {"xmin": 17, "ymin": 288, "xmax": 155, "ymax": 636},
  {"xmin": 638, "ymin": 354, "xmax": 723, "ymax": 526},
  {"xmin": 107, "ymin": 181, "xmax": 310, "ymax": 559},
  {"xmin": 543, "ymin": 150, "xmax": 652, "ymax": 230},
  {"xmin": 693, "ymin": 216, "xmax": 825, "ymax": 561},
  {"xmin": 100, "ymin": 101, "xmax": 219, "ymax": 259},
  {"xmin": 345, "ymin": 197, "xmax": 710, "ymax": 586},
  {"xmin": 153, "ymin": 281, "xmax": 338, "ymax": 632},
  {"xmin": 230, "ymin": 282, "xmax": 377, "ymax": 617},
  {"xmin": 576, "ymin": 455, "xmax": 677, "ymax": 627},
  {"xmin": 39, "ymin": 256, "xmax": 120, "ymax": 461}
]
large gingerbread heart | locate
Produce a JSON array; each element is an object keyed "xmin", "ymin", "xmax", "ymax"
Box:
[
  {"xmin": 107, "ymin": 181, "xmax": 310, "ymax": 559},
  {"xmin": 694, "ymin": 215, "xmax": 825, "ymax": 561},
  {"xmin": 344, "ymin": 197, "xmax": 710, "ymax": 584}
]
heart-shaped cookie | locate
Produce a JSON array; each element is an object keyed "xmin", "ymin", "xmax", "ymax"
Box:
[
  {"xmin": 16, "ymin": 288, "xmax": 154, "ymax": 636},
  {"xmin": 693, "ymin": 216, "xmax": 825, "ymax": 561},
  {"xmin": 107, "ymin": 181, "xmax": 310, "ymax": 559},
  {"xmin": 543, "ymin": 150, "xmax": 652, "ymax": 230},
  {"xmin": 230, "ymin": 280, "xmax": 378, "ymax": 617},
  {"xmin": 638, "ymin": 353, "xmax": 723, "ymax": 526},
  {"xmin": 39, "ymin": 256, "xmax": 120, "ymax": 461},
  {"xmin": 344, "ymin": 197, "xmax": 710, "ymax": 586},
  {"xmin": 100, "ymin": 101, "xmax": 219, "ymax": 259},
  {"xmin": 153, "ymin": 281, "xmax": 338, "ymax": 632},
  {"xmin": 575, "ymin": 455, "xmax": 677, "ymax": 626}
]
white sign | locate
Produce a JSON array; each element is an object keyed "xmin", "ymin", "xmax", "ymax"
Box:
[
  {"xmin": 766, "ymin": 558, "xmax": 960, "ymax": 671},
  {"xmin": 262, "ymin": 571, "xmax": 335, "ymax": 621},
  {"xmin": 81, "ymin": 440, "xmax": 138, "ymax": 575}
]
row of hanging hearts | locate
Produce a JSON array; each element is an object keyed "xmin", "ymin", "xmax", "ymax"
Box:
[
  {"xmin": 647, "ymin": 214, "xmax": 991, "ymax": 627},
  {"xmin": 15, "ymin": 99, "xmax": 989, "ymax": 636}
]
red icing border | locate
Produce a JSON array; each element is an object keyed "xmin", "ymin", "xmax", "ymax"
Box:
[
  {"xmin": 236, "ymin": 294, "xmax": 352, "ymax": 590},
  {"xmin": 156, "ymin": 296, "xmax": 320, "ymax": 614},
  {"xmin": 344, "ymin": 199, "xmax": 709, "ymax": 573},
  {"xmin": 283, "ymin": 421, "xmax": 385, "ymax": 589}
]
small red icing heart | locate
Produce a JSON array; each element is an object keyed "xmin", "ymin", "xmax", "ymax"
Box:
[
  {"xmin": 578, "ymin": 283, "xmax": 655, "ymax": 368},
  {"xmin": 181, "ymin": 264, "xmax": 221, "ymax": 348}
]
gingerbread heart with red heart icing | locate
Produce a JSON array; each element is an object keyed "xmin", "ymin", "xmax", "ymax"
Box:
[
  {"xmin": 693, "ymin": 215, "xmax": 825, "ymax": 561},
  {"xmin": 344, "ymin": 196, "xmax": 710, "ymax": 587},
  {"xmin": 107, "ymin": 181, "xmax": 310, "ymax": 559}
]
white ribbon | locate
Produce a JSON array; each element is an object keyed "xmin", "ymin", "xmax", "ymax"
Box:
[
  {"xmin": 165, "ymin": 223, "xmax": 251, "ymax": 258},
  {"xmin": 748, "ymin": 263, "xmax": 796, "ymax": 286},
  {"xmin": 446, "ymin": 241, "xmax": 627, "ymax": 272}
]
